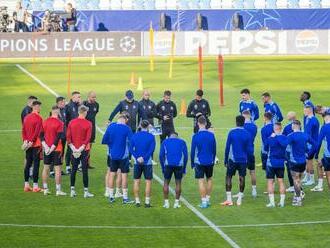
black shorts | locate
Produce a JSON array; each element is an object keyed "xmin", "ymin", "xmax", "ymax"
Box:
[
  {"xmin": 25, "ymin": 147, "xmax": 41, "ymax": 164},
  {"xmin": 307, "ymin": 147, "xmax": 317, "ymax": 160},
  {"xmin": 289, "ymin": 162, "xmax": 306, "ymax": 173},
  {"xmin": 134, "ymin": 163, "xmax": 153, "ymax": 180},
  {"xmin": 266, "ymin": 167, "xmax": 284, "ymax": 179},
  {"xmin": 226, "ymin": 160, "xmax": 247, "ymax": 177},
  {"xmin": 163, "ymin": 166, "xmax": 184, "ymax": 181},
  {"xmin": 108, "ymin": 157, "xmax": 130, "ymax": 173},
  {"xmin": 43, "ymin": 151, "xmax": 62, "ymax": 166},
  {"xmin": 322, "ymin": 157, "xmax": 330, "ymax": 171},
  {"xmin": 195, "ymin": 164, "xmax": 213, "ymax": 179},
  {"xmin": 247, "ymin": 155, "xmax": 255, "ymax": 170},
  {"xmin": 261, "ymin": 153, "xmax": 268, "ymax": 170}
]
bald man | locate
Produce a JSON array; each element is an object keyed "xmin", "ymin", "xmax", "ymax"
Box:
[
  {"xmin": 282, "ymin": 111, "xmax": 297, "ymax": 193},
  {"xmin": 83, "ymin": 91, "xmax": 99, "ymax": 169},
  {"xmin": 138, "ymin": 90, "xmax": 157, "ymax": 126}
]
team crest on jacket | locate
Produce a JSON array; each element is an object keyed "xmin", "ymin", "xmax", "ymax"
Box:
[
  {"xmin": 170, "ymin": 106, "xmax": 173, "ymax": 110},
  {"xmin": 72, "ymin": 107, "xmax": 75, "ymax": 112},
  {"xmin": 194, "ymin": 104, "xmax": 198, "ymax": 109},
  {"xmin": 161, "ymin": 106, "xmax": 165, "ymax": 111},
  {"xmin": 202, "ymin": 104, "xmax": 206, "ymax": 108},
  {"xmin": 133, "ymin": 105, "xmax": 136, "ymax": 109},
  {"xmin": 94, "ymin": 108, "xmax": 97, "ymax": 112},
  {"xmin": 148, "ymin": 105, "xmax": 152, "ymax": 109},
  {"xmin": 125, "ymin": 105, "xmax": 129, "ymax": 110}
]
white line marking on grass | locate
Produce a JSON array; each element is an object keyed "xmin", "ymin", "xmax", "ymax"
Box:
[
  {"xmin": 16, "ymin": 64, "xmax": 240, "ymax": 248},
  {"xmin": 0, "ymin": 129, "xmax": 21, "ymax": 132},
  {"xmin": 2, "ymin": 220, "xmax": 330, "ymax": 230}
]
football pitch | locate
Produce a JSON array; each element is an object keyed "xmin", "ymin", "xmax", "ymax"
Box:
[{"xmin": 1, "ymin": 56, "xmax": 330, "ymax": 247}]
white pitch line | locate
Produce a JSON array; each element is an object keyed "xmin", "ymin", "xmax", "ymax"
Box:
[
  {"xmin": 16, "ymin": 64, "xmax": 240, "ymax": 248},
  {"xmin": 1, "ymin": 220, "xmax": 330, "ymax": 230},
  {"xmin": 0, "ymin": 129, "xmax": 21, "ymax": 132}
]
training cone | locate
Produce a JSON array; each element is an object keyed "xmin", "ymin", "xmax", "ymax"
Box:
[
  {"xmin": 130, "ymin": 72, "xmax": 137, "ymax": 85},
  {"xmin": 91, "ymin": 54, "xmax": 96, "ymax": 66},
  {"xmin": 137, "ymin": 77, "xmax": 144, "ymax": 91},
  {"xmin": 179, "ymin": 99, "xmax": 187, "ymax": 115}
]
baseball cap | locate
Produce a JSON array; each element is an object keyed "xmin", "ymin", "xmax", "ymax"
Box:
[{"xmin": 125, "ymin": 90, "xmax": 134, "ymax": 100}]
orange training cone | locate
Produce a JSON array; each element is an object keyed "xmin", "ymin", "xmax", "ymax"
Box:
[
  {"xmin": 130, "ymin": 72, "xmax": 137, "ymax": 85},
  {"xmin": 179, "ymin": 99, "xmax": 187, "ymax": 115}
]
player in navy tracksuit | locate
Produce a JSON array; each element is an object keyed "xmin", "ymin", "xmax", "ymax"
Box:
[
  {"xmin": 191, "ymin": 116, "xmax": 216, "ymax": 209},
  {"xmin": 315, "ymin": 113, "xmax": 330, "ymax": 195},
  {"xmin": 159, "ymin": 132, "xmax": 188, "ymax": 209},
  {"xmin": 261, "ymin": 92, "xmax": 283, "ymax": 123},
  {"xmin": 223, "ymin": 115, "xmax": 252, "ymax": 206},
  {"xmin": 303, "ymin": 105, "xmax": 320, "ymax": 187},
  {"xmin": 287, "ymin": 120, "xmax": 308, "ymax": 206},
  {"xmin": 239, "ymin": 88, "xmax": 259, "ymax": 122},
  {"xmin": 282, "ymin": 111, "xmax": 297, "ymax": 192},
  {"xmin": 129, "ymin": 120, "xmax": 156, "ymax": 208},
  {"xmin": 261, "ymin": 112, "xmax": 274, "ymax": 170},
  {"xmin": 265, "ymin": 122, "xmax": 288, "ymax": 208},
  {"xmin": 242, "ymin": 110, "xmax": 258, "ymax": 198},
  {"xmin": 102, "ymin": 114, "xmax": 134, "ymax": 204}
]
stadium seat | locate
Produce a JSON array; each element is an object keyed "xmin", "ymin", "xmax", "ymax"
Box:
[
  {"xmin": 233, "ymin": 0, "xmax": 244, "ymax": 8},
  {"xmin": 299, "ymin": 0, "xmax": 310, "ymax": 7},
  {"xmin": 243, "ymin": 0, "xmax": 255, "ymax": 8},
  {"xmin": 144, "ymin": 0, "xmax": 156, "ymax": 9},
  {"xmin": 99, "ymin": 0, "xmax": 110, "ymax": 9},
  {"xmin": 210, "ymin": 0, "xmax": 222, "ymax": 8},
  {"xmin": 110, "ymin": 0, "xmax": 122, "ymax": 9},
  {"xmin": 321, "ymin": 0, "xmax": 330, "ymax": 7},
  {"xmin": 310, "ymin": 0, "xmax": 321, "ymax": 7},
  {"xmin": 199, "ymin": 0, "xmax": 211, "ymax": 8},
  {"xmin": 155, "ymin": 0, "xmax": 167, "ymax": 9},
  {"xmin": 122, "ymin": 0, "xmax": 134, "ymax": 9},
  {"xmin": 222, "ymin": 0, "xmax": 234, "ymax": 8},
  {"xmin": 287, "ymin": 0, "xmax": 299, "ymax": 7},
  {"xmin": 254, "ymin": 0, "xmax": 266, "ymax": 8},
  {"xmin": 266, "ymin": 0, "xmax": 277, "ymax": 7},
  {"xmin": 276, "ymin": 0, "xmax": 288, "ymax": 8},
  {"xmin": 167, "ymin": 0, "xmax": 178, "ymax": 9}
]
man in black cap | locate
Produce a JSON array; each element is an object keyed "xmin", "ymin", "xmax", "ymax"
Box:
[
  {"xmin": 186, "ymin": 89, "xmax": 211, "ymax": 133},
  {"xmin": 109, "ymin": 90, "xmax": 139, "ymax": 133},
  {"xmin": 21, "ymin": 96, "xmax": 38, "ymax": 124},
  {"xmin": 83, "ymin": 91, "xmax": 99, "ymax": 169},
  {"xmin": 156, "ymin": 90, "xmax": 177, "ymax": 143}
]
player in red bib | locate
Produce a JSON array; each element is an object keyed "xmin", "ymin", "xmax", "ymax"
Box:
[
  {"xmin": 40, "ymin": 106, "xmax": 67, "ymax": 196},
  {"xmin": 22, "ymin": 101, "xmax": 43, "ymax": 193},
  {"xmin": 67, "ymin": 105, "xmax": 94, "ymax": 198}
]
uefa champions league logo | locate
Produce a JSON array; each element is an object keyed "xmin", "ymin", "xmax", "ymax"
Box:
[{"xmin": 119, "ymin": 36, "xmax": 136, "ymax": 53}]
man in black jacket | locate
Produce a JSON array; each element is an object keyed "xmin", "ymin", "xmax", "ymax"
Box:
[{"xmin": 138, "ymin": 90, "xmax": 157, "ymax": 126}]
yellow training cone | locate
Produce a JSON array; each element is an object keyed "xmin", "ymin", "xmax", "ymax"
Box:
[
  {"xmin": 137, "ymin": 77, "xmax": 144, "ymax": 91},
  {"xmin": 91, "ymin": 54, "xmax": 96, "ymax": 66}
]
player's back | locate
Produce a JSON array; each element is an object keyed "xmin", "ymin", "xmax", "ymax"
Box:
[
  {"xmin": 192, "ymin": 130, "xmax": 216, "ymax": 165},
  {"xmin": 43, "ymin": 117, "xmax": 63, "ymax": 147},
  {"xmin": 162, "ymin": 137, "xmax": 186, "ymax": 166},
  {"xmin": 227, "ymin": 127, "xmax": 250, "ymax": 162},
  {"xmin": 287, "ymin": 131, "xmax": 307, "ymax": 164}
]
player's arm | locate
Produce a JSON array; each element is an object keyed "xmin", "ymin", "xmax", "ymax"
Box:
[
  {"xmin": 155, "ymin": 102, "xmax": 162, "ymax": 120},
  {"xmin": 101, "ymin": 125, "xmax": 111, "ymax": 145},
  {"xmin": 278, "ymin": 135, "xmax": 288, "ymax": 148},
  {"xmin": 206, "ymin": 100, "xmax": 211, "ymax": 117},
  {"xmin": 253, "ymin": 102, "xmax": 259, "ymax": 121},
  {"xmin": 186, "ymin": 101, "xmax": 195, "ymax": 118},
  {"xmin": 315, "ymin": 126, "xmax": 325, "ymax": 159},
  {"xmin": 129, "ymin": 136, "xmax": 137, "ymax": 159},
  {"xmin": 190, "ymin": 136, "xmax": 196, "ymax": 168},
  {"xmin": 108, "ymin": 102, "xmax": 121, "ymax": 122},
  {"xmin": 183, "ymin": 141, "xmax": 188, "ymax": 174},
  {"xmin": 151, "ymin": 102, "xmax": 157, "ymax": 119},
  {"xmin": 159, "ymin": 142, "xmax": 165, "ymax": 173},
  {"xmin": 172, "ymin": 102, "xmax": 177, "ymax": 118},
  {"xmin": 31, "ymin": 119, "xmax": 43, "ymax": 143},
  {"xmin": 212, "ymin": 134, "xmax": 217, "ymax": 163},
  {"xmin": 224, "ymin": 132, "xmax": 231, "ymax": 166},
  {"xmin": 274, "ymin": 103, "xmax": 283, "ymax": 122},
  {"xmin": 144, "ymin": 136, "xmax": 156, "ymax": 163}
]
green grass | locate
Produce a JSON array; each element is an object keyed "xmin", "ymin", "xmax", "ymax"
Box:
[{"xmin": 1, "ymin": 56, "xmax": 330, "ymax": 247}]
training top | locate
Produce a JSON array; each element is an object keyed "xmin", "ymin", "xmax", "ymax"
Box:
[
  {"xmin": 304, "ymin": 115, "xmax": 319, "ymax": 148},
  {"xmin": 266, "ymin": 134, "xmax": 288, "ymax": 168},
  {"xmin": 41, "ymin": 117, "xmax": 64, "ymax": 151},
  {"xmin": 264, "ymin": 101, "xmax": 283, "ymax": 123},
  {"xmin": 239, "ymin": 99, "xmax": 259, "ymax": 122},
  {"xmin": 316, "ymin": 123, "xmax": 330, "ymax": 159},
  {"xmin": 159, "ymin": 137, "xmax": 188, "ymax": 172},
  {"xmin": 244, "ymin": 121, "xmax": 257, "ymax": 154},
  {"xmin": 66, "ymin": 118, "xmax": 92, "ymax": 150},
  {"xmin": 261, "ymin": 122, "xmax": 274, "ymax": 154},
  {"xmin": 65, "ymin": 100, "xmax": 80, "ymax": 126},
  {"xmin": 22, "ymin": 112, "xmax": 43, "ymax": 147},
  {"xmin": 109, "ymin": 100, "xmax": 139, "ymax": 132},
  {"xmin": 191, "ymin": 129, "xmax": 216, "ymax": 167},
  {"xmin": 83, "ymin": 100, "xmax": 99, "ymax": 125},
  {"xmin": 102, "ymin": 122, "xmax": 133, "ymax": 160},
  {"xmin": 224, "ymin": 127, "xmax": 252, "ymax": 164},
  {"xmin": 21, "ymin": 105, "xmax": 32, "ymax": 124},
  {"xmin": 287, "ymin": 131, "xmax": 308, "ymax": 164},
  {"xmin": 129, "ymin": 130, "xmax": 156, "ymax": 166},
  {"xmin": 282, "ymin": 122, "xmax": 294, "ymax": 136},
  {"xmin": 186, "ymin": 99, "xmax": 211, "ymax": 131},
  {"xmin": 156, "ymin": 100, "xmax": 177, "ymax": 129},
  {"xmin": 138, "ymin": 99, "xmax": 157, "ymax": 126}
]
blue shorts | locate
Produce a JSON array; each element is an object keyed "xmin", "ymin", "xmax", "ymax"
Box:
[
  {"xmin": 261, "ymin": 153, "xmax": 268, "ymax": 170},
  {"xmin": 247, "ymin": 155, "xmax": 255, "ymax": 170},
  {"xmin": 163, "ymin": 166, "xmax": 184, "ymax": 181},
  {"xmin": 134, "ymin": 163, "xmax": 153, "ymax": 180},
  {"xmin": 307, "ymin": 147, "xmax": 317, "ymax": 160},
  {"xmin": 289, "ymin": 162, "xmax": 306, "ymax": 173},
  {"xmin": 108, "ymin": 157, "xmax": 130, "ymax": 173},
  {"xmin": 322, "ymin": 157, "xmax": 330, "ymax": 171},
  {"xmin": 266, "ymin": 167, "xmax": 284, "ymax": 179},
  {"xmin": 226, "ymin": 160, "xmax": 247, "ymax": 177},
  {"xmin": 195, "ymin": 164, "xmax": 214, "ymax": 179}
]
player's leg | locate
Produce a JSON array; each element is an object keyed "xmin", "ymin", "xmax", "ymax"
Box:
[
  {"xmin": 248, "ymin": 155, "xmax": 257, "ymax": 197},
  {"xmin": 104, "ymin": 156, "xmax": 111, "ymax": 197},
  {"xmin": 32, "ymin": 148, "xmax": 42, "ymax": 192},
  {"xmin": 65, "ymin": 144, "xmax": 72, "ymax": 174},
  {"xmin": 144, "ymin": 165, "xmax": 153, "ymax": 208},
  {"xmin": 222, "ymin": 160, "xmax": 234, "ymax": 206},
  {"xmin": 163, "ymin": 166, "xmax": 172, "ymax": 208},
  {"xmin": 195, "ymin": 164, "xmax": 207, "ymax": 208},
  {"xmin": 133, "ymin": 163, "xmax": 142, "ymax": 206},
  {"xmin": 70, "ymin": 154, "xmax": 79, "ymax": 197},
  {"xmin": 205, "ymin": 166, "xmax": 213, "ymax": 206},
  {"xmin": 236, "ymin": 163, "xmax": 247, "ymax": 206},
  {"xmin": 115, "ymin": 169, "xmax": 123, "ymax": 198},
  {"xmin": 312, "ymin": 160, "xmax": 324, "ymax": 191},
  {"xmin": 121, "ymin": 159, "xmax": 133, "ymax": 204},
  {"xmin": 266, "ymin": 167, "xmax": 275, "ymax": 207},
  {"xmin": 291, "ymin": 170, "xmax": 302, "ymax": 206},
  {"xmin": 277, "ymin": 168, "xmax": 285, "ymax": 207},
  {"xmin": 304, "ymin": 158, "xmax": 314, "ymax": 185},
  {"xmin": 54, "ymin": 159, "xmax": 66, "ymax": 196},
  {"xmin": 42, "ymin": 164, "xmax": 50, "ymax": 195},
  {"xmin": 285, "ymin": 161, "xmax": 295, "ymax": 193},
  {"xmin": 81, "ymin": 151, "xmax": 93, "ymax": 198},
  {"xmin": 24, "ymin": 149, "xmax": 33, "ymax": 191}
]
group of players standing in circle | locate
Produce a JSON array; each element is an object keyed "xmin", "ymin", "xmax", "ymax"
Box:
[{"xmin": 21, "ymin": 88, "xmax": 330, "ymax": 208}]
